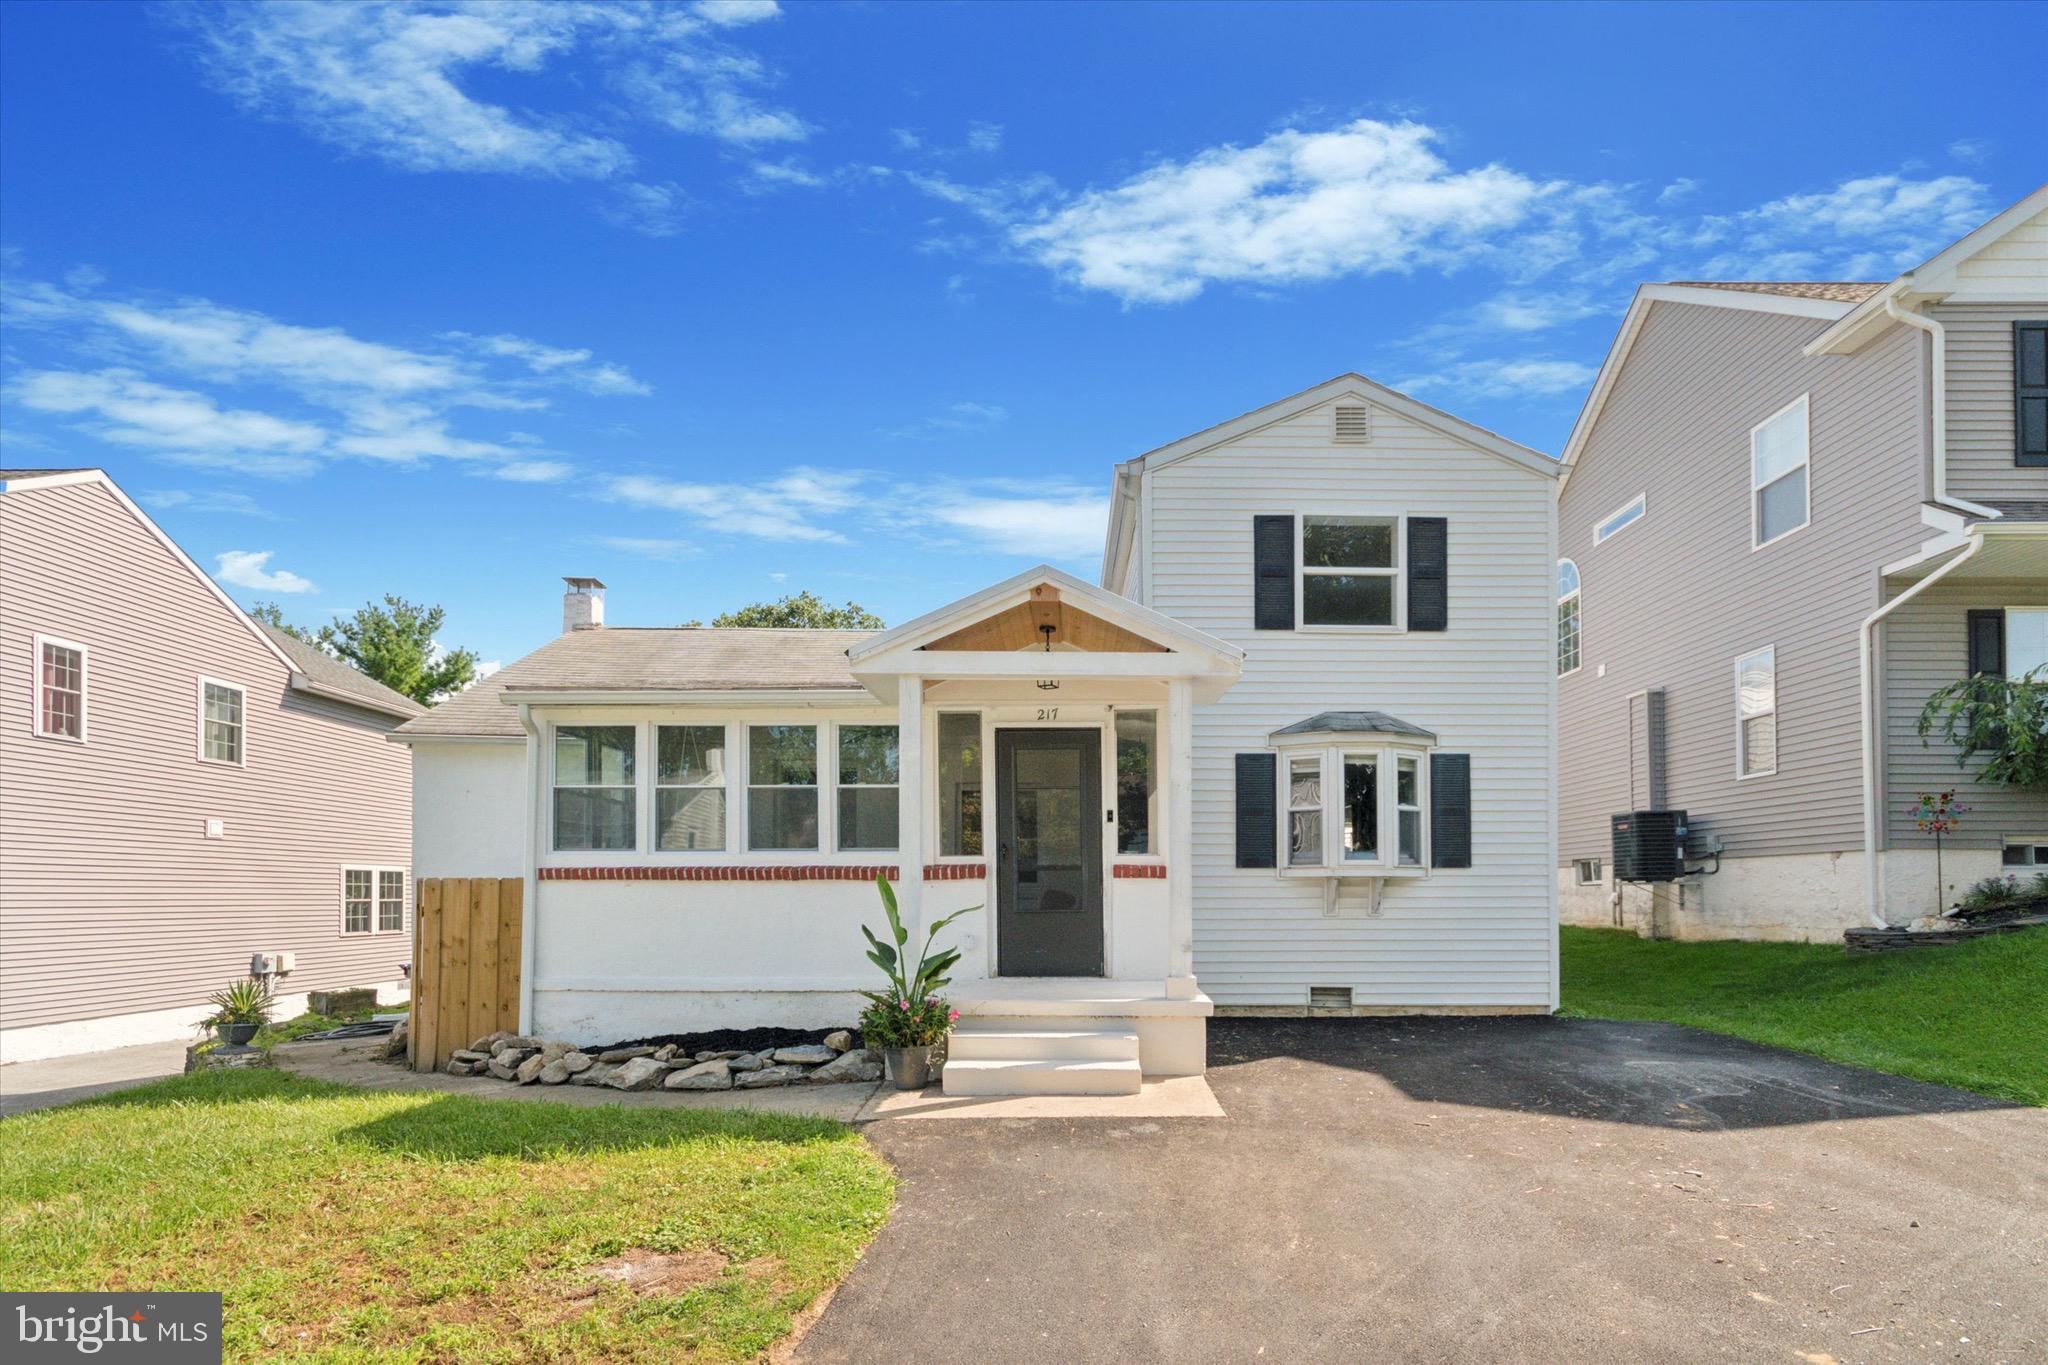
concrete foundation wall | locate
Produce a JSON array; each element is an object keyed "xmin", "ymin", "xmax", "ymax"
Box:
[{"xmin": 0, "ymin": 979, "xmax": 407, "ymax": 1065}]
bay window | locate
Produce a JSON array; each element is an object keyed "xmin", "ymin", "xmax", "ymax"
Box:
[
  {"xmin": 1277, "ymin": 733, "xmax": 1432, "ymax": 875},
  {"xmin": 1288, "ymin": 755, "xmax": 1324, "ymax": 866}
]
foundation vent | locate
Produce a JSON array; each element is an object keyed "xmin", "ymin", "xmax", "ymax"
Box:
[
  {"xmin": 1308, "ymin": 985, "xmax": 1354, "ymax": 1012},
  {"xmin": 1332, "ymin": 404, "xmax": 1370, "ymax": 443}
]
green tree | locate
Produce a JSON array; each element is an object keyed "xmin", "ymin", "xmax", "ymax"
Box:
[
  {"xmin": 247, "ymin": 601, "xmax": 321, "ymax": 644},
  {"xmin": 318, "ymin": 595, "xmax": 480, "ymax": 704},
  {"xmin": 702, "ymin": 591, "xmax": 884, "ymax": 629}
]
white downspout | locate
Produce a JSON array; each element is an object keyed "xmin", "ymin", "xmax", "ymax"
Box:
[
  {"xmin": 516, "ymin": 702, "xmax": 541, "ymax": 1035},
  {"xmin": 1859, "ymin": 536, "xmax": 1981, "ymax": 927},
  {"xmin": 1884, "ymin": 298, "xmax": 2002, "ymax": 521}
]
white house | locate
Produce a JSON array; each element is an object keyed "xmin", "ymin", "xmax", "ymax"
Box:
[{"xmin": 396, "ymin": 375, "xmax": 1561, "ymax": 1095}]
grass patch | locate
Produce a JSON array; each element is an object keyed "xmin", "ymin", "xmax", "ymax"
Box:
[
  {"xmin": 0, "ymin": 1070, "xmax": 894, "ymax": 1362},
  {"xmin": 1560, "ymin": 925, "xmax": 2048, "ymax": 1106}
]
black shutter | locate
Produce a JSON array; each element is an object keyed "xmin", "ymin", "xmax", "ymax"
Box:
[
  {"xmin": 2017, "ymin": 321, "xmax": 2048, "ymax": 467},
  {"xmin": 1234, "ymin": 752, "xmax": 1277, "ymax": 868},
  {"xmin": 1967, "ymin": 608, "xmax": 2006, "ymax": 677},
  {"xmin": 1253, "ymin": 516, "xmax": 1294, "ymax": 630},
  {"xmin": 1407, "ymin": 517, "xmax": 1448, "ymax": 632},
  {"xmin": 1430, "ymin": 752, "xmax": 1471, "ymax": 869}
]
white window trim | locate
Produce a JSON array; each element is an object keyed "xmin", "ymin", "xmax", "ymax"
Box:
[
  {"xmin": 340, "ymin": 864, "xmax": 408, "ymax": 936},
  {"xmin": 550, "ymin": 722, "xmax": 641, "ymax": 854},
  {"xmin": 2000, "ymin": 837, "xmax": 2048, "ymax": 867},
  {"xmin": 1573, "ymin": 857, "xmax": 1604, "ymax": 886},
  {"xmin": 1594, "ymin": 494, "xmax": 1646, "ymax": 545},
  {"xmin": 2003, "ymin": 606, "xmax": 2048, "ymax": 681},
  {"xmin": 651, "ymin": 722, "xmax": 730, "ymax": 853},
  {"xmin": 1734, "ymin": 645, "xmax": 1778, "ymax": 781},
  {"xmin": 1274, "ymin": 736, "xmax": 1432, "ymax": 878},
  {"xmin": 1295, "ymin": 511, "xmax": 1406, "ymax": 633},
  {"xmin": 1750, "ymin": 393, "xmax": 1812, "ymax": 551},
  {"xmin": 1557, "ymin": 558, "xmax": 1582, "ymax": 679},
  {"xmin": 834, "ymin": 721, "xmax": 903, "ymax": 854},
  {"xmin": 196, "ymin": 676, "xmax": 248, "ymax": 768},
  {"xmin": 31, "ymin": 633, "xmax": 88, "ymax": 743}
]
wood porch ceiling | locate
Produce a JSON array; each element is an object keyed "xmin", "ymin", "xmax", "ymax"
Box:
[{"xmin": 922, "ymin": 586, "xmax": 1169, "ymax": 653}]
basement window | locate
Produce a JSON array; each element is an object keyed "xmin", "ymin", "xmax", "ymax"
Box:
[
  {"xmin": 2001, "ymin": 839, "xmax": 2048, "ymax": 867},
  {"xmin": 1574, "ymin": 857, "xmax": 1604, "ymax": 885}
]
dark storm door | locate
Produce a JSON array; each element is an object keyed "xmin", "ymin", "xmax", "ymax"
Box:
[{"xmin": 995, "ymin": 728, "xmax": 1105, "ymax": 977}]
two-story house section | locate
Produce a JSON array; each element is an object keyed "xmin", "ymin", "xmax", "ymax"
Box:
[
  {"xmin": 1556, "ymin": 186, "xmax": 2048, "ymax": 940},
  {"xmin": 0, "ymin": 468, "xmax": 421, "ymax": 1062},
  {"xmin": 1103, "ymin": 374, "xmax": 1561, "ymax": 1013}
]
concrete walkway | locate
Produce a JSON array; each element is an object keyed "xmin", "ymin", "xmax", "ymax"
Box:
[
  {"xmin": 0, "ymin": 1039, "xmax": 190, "ymax": 1117},
  {"xmin": 800, "ymin": 1016, "xmax": 2048, "ymax": 1363}
]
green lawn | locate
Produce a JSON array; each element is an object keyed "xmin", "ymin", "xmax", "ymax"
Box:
[
  {"xmin": 1560, "ymin": 925, "xmax": 2048, "ymax": 1106},
  {"xmin": 0, "ymin": 1070, "xmax": 894, "ymax": 1362}
]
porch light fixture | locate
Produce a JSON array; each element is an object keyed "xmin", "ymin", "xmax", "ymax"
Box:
[{"xmin": 1038, "ymin": 623, "xmax": 1057, "ymax": 651}]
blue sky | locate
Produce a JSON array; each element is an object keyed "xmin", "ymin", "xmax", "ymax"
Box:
[{"xmin": 2, "ymin": 0, "xmax": 2042, "ymax": 669}]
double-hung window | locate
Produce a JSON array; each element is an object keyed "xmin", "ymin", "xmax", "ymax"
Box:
[
  {"xmin": 377, "ymin": 869, "xmax": 405, "ymax": 931},
  {"xmin": 342, "ymin": 865, "xmax": 407, "ymax": 934},
  {"xmin": 836, "ymin": 725, "xmax": 900, "ymax": 851},
  {"xmin": 1557, "ymin": 559, "xmax": 1581, "ymax": 677},
  {"xmin": 1287, "ymin": 756, "xmax": 1325, "ymax": 866},
  {"xmin": 748, "ymin": 725, "xmax": 820, "ymax": 851},
  {"xmin": 2006, "ymin": 608, "xmax": 2048, "ymax": 679},
  {"xmin": 655, "ymin": 725, "xmax": 726, "ymax": 850},
  {"xmin": 1752, "ymin": 395, "xmax": 1811, "ymax": 548},
  {"xmin": 1735, "ymin": 646, "xmax": 1777, "ymax": 779},
  {"xmin": 34, "ymin": 635, "xmax": 86, "ymax": 741},
  {"xmin": 554, "ymin": 725, "xmax": 637, "ymax": 850},
  {"xmin": 1282, "ymin": 736, "xmax": 1432, "ymax": 874},
  {"xmin": 1300, "ymin": 514, "xmax": 1400, "ymax": 626},
  {"xmin": 199, "ymin": 679, "xmax": 245, "ymax": 765}
]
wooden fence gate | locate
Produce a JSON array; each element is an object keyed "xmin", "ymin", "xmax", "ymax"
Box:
[{"xmin": 410, "ymin": 877, "xmax": 523, "ymax": 1073}]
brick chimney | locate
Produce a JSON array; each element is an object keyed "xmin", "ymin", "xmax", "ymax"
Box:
[{"xmin": 562, "ymin": 577, "xmax": 605, "ymax": 633}]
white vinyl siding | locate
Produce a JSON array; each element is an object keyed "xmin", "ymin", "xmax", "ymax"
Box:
[
  {"xmin": 1594, "ymin": 494, "xmax": 1645, "ymax": 544},
  {"xmin": 1751, "ymin": 394, "xmax": 1811, "ymax": 548},
  {"xmin": 1931, "ymin": 301, "xmax": 2048, "ymax": 503},
  {"xmin": 1735, "ymin": 647, "xmax": 1777, "ymax": 779},
  {"xmin": 1147, "ymin": 396, "xmax": 1556, "ymax": 1009}
]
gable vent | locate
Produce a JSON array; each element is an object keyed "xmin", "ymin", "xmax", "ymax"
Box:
[
  {"xmin": 1332, "ymin": 405, "xmax": 1370, "ymax": 444},
  {"xmin": 1308, "ymin": 985, "xmax": 1354, "ymax": 1012}
]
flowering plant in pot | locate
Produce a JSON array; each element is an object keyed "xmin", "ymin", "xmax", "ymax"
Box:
[
  {"xmin": 201, "ymin": 977, "xmax": 274, "ymax": 1047},
  {"xmin": 858, "ymin": 873, "xmax": 972, "ymax": 1089}
]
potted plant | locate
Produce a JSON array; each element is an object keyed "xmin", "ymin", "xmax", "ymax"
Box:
[
  {"xmin": 201, "ymin": 977, "xmax": 274, "ymax": 1047},
  {"xmin": 858, "ymin": 873, "xmax": 972, "ymax": 1090}
]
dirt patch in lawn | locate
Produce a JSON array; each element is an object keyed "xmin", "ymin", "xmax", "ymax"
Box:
[{"xmin": 567, "ymin": 1248, "xmax": 729, "ymax": 1302}]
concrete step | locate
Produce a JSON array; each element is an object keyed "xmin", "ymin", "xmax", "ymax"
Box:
[
  {"xmin": 941, "ymin": 1057, "xmax": 1144, "ymax": 1097},
  {"xmin": 948, "ymin": 1028, "xmax": 1140, "ymax": 1063}
]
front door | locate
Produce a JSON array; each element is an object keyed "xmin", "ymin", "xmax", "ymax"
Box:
[{"xmin": 995, "ymin": 728, "xmax": 1104, "ymax": 976}]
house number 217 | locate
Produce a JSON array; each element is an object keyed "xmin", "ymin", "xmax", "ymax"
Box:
[{"xmin": 1036, "ymin": 707, "xmax": 1059, "ymax": 720}]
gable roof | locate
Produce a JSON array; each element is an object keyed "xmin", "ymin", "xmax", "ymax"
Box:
[
  {"xmin": 1556, "ymin": 283, "xmax": 1864, "ymax": 486},
  {"xmin": 0, "ymin": 467, "xmax": 301, "ymax": 676},
  {"xmin": 395, "ymin": 627, "xmax": 875, "ymax": 740},
  {"xmin": 1806, "ymin": 183, "xmax": 2048, "ymax": 355},
  {"xmin": 260, "ymin": 625, "xmax": 423, "ymax": 720},
  {"xmin": 1102, "ymin": 372, "xmax": 1557, "ymax": 586},
  {"xmin": 1665, "ymin": 281, "xmax": 1884, "ymax": 304}
]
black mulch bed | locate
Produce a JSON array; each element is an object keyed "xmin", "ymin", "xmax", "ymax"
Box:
[{"xmin": 585, "ymin": 1025, "xmax": 860, "ymax": 1056}]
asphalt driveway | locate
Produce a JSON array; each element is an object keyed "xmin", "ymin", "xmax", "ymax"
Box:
[{"xmin": 801, "ymin": 1017, "xmax": 2046, "ymax": 1363}]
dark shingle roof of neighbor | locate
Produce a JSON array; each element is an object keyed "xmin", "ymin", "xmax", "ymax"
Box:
[
  {"xmin": 1666, "ymin": 281, "xmax": 1886, "ymax": 303},
  {"xmin": 260, "ymin": 625, "xmax": 424, "ymax": 719},
  {"xmin": 1270, "ymin": 711, "xmax": 1437, "ymax": 741},
  {"xmin": 0, "ymin": 467, "xmax": 93, "ymax": 480},
  {"xmin": 396, "ymin": 627, "xmax": 878, "ymax": 739},
  {"xmin": 1974, "ymin": 501, "xmax": 2048, "ymax": 523}
]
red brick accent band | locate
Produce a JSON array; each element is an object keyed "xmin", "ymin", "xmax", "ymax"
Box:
[
  {"xmin": 540, "ymin": 864, "xmax": 994, "ymax": 883},
  {"xmin": 1112, "ymin": 862, "xmax": 1168, "ymax": 879}
]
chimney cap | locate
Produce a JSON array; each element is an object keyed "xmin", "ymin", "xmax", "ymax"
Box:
[{"xmin": 563, "ymin": 576, "xmax": 606, "ymax": 591}]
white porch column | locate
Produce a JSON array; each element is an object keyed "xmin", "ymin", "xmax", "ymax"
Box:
[
  {"xmin": 897, "ymin": 676, "xmax": 925, "ymax": 940},
  {"xmin": 1165, "ymin": 678, "xmax": 1197, "ymax": 998}
]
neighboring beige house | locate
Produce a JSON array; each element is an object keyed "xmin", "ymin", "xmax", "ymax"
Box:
[
  {"xmin": 0, "ymin": 469, "xmax": 421, "ymax": 1063},
  {"xmin": 398, "ymin": 375, "xmax": 1559, "ymax": 1096},
  {"xmin": 1556, "ymin": 186, "xmax": 2048, "ymax": 940}
]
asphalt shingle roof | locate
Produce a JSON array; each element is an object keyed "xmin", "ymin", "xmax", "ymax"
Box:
[
  {"xmin": 396, "ymin": 627, "xmax": 877, "ymax": 739},
  {"xmin": 1667, "ymin": 281, "xmax": 1886, "ymax": 303},
  {"xmin": 1270, "ymin": 711, "xmax": 1437, "ymax": 741},
  {"xmin": 260, "ymin": 625, "xmax": 424, "ymax": 719}
]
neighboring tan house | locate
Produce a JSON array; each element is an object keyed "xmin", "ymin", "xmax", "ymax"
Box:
[
  {"xmin": 396, "ymin": 374, "xmax": 1560, "ymax": 1096},
  {"xmin": 1556, "ymin": 186, "xmax": 2048, "ymax": 940},
  {"xmin": 0, "ymin": 469, "xmax": 421, "ymax": 1063}
]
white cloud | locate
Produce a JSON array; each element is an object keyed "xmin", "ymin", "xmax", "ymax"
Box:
[
  {"xmin": 139, "ymin": 488, "xmax": 274, "ymax": 517},
  {"xmin": 444, "ymin": 332, "xmax": 652, "ymax": 395},
  {"xmin": 215, "ymin": 549, "xmax": 317, "ymax": 593},
  {"xmin": 1692, "ymin": 173, "xmax": 1990, "ymax": 279},
  {"xmin": 909, "ymin": 482, "xmax": 1110, "ymax": 559},
  {"xmin": 965, "ymin": 122, "xmax": 1004, "ymax": 155},
  {"xmin": 595, "ymin": 535, "xmax": 701, "ymax": 560},
  {"xmin": 1656, "ymin": 177, "xmax": 1700, "ymax": 205},
  {"xmin": 601, "ymin": 181, "xmax": 689, "ymax": 237},
  {"xmin": 1400, "ymin": 358, "xmax": 1597, "ymax": 401},
  {"xmin": 10, "ymin": 368, "xmax": 328, "ymax": 466},
  {"xmin": 1003, "ymin": 119, "xmax": 1552, "ymax": 304},
  {"xmin": 1948, "ymin": 138, "xmax": 1991, "ymax": 165},
  {"xmin": 492, "ymin": 459, "xmax": 575, "ymax": 482},
  {"xmin": 178, "ymin": 0, "xmax": 804, "ymax": 225},
  {"xmin": 602, "ymin": 467, "xmax": 864, "ymax": 542},
  {"xmin": 883, "ymin": 400, "xmax": 1008, "ymax": 439}
]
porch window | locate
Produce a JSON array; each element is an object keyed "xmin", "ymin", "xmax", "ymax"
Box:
[
  {"xmin": 656, "ymin": 724, "xmax": 726, "ymax": 851},
  {"xmin": 1115, "ymin": 709, "xmax": 1157, "ymax": 855},
  {"xmin": 554, "ymin": 725, "xmax": 637, "ymax": 850},
  {"xmin": 748, "ymin": 724, "xmax": 819, "ymax": 851},
  {"xmin": 938, "ymin": 712, "xmax": 983, "ymax": 856},
  {"xmin": 1341, "ymin": 754, "xmax": 1378, "ymax": 860},
  {"xmin": 837, "ymin": 724, "xmax": 900, "ymax": 851},
  {"xmin": 1300, "ymin": 514, "xmax": 1398, "ymax": 626},
  {"xmin": 1287, "ymin": 755, "xmax": 1324, "ymax": 865}
]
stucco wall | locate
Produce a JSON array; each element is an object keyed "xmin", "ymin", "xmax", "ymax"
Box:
[{"xmin": 412, "ymin": 740, "xmax": 526, "ymax": 877}]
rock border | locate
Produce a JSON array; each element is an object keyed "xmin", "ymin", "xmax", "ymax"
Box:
[{"xmin": 441, "ymin": 1027, "xmax": 880, "ymax": 1091}]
